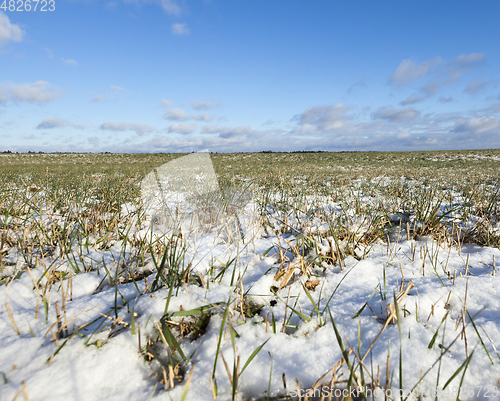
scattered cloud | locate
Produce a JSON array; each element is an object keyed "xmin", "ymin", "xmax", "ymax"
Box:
[
  {"xmin": 0, "ymin": 81, "xmax": 62, "ymax": 104},
  {"xmin": 420, "ymin": 80, "xmax": 442, "ymax": 97},
  {"xmin": 400, "ymin": 93, "xmax": 425, "ymax": 106},
  {"xmin": 438, "ymin": 96, "xmax": 453, "ymax": 103},
  {"xmin": 191, "ymin": 101, "xmax": 214, "ymax": 110},
  {"xmin": 44, "ymin": 48, "xmax": 54, "ymax": 58},
  {"xmin": 483, "ymin": 102, "xmax": 500, "ymax": 113},
  {"xmin": 192, "ymin": 113, "xmax": 212, "ymax": 122},
  {"xmin": 100, "ymin": 121, "xmax": 156, "ymax": 136},
  {"xmin": 89, "ymin": 85, "xmax": 127, "ymax": 103},
  {"xmin": 90, "ymin": 95, "xmax": 105, "ymax": 103},
  {"xmin": 390, "ymin": 53, "xmax": 486, "ymax": 104},
  {"xmin": 36, "ymin": 118, "xmax": 84, "ymax": 130},
  {"xmin": 346, "ymin": 77, "xmax": 368, "ymax": 94},
  {"xmin": 445, "ymin": 53, "xmax": 485, "ymax": 84},
  {"xmin": 464, "ymin": 78, "xmax": 489, "ymax": 95},
  {"xmin": 160, "ymin": 99, "xmax": 172, "ymax": 108},
  {"xmin": 37, "ymin": 118, "xmax": 67, "ymax": 129},
  {"xmin": 388, "ymin": 57, "xmax": 443, "ymax": 87},
  {"xmin": 10, "ymin": 102, "xmax": 500, "ymax": 152},
  {"xmin": 171, "ymin": 23, "xmax": 189, "ymax": 35},
  {"xmin": 158, "ymin": 0, "xmax": 181, "ymax": 15},
  {"xmin": 110, "ymin": 85, "xmax": 126, "ymax": 92},
  {"xmin": 164, "ymin": 107, "xmax": 188, "ymax": 121},
  {"xmin": 396, "ymin": 131, "xmax": 412, "ymax": 139},
  {"xmin": 164, "ymin": 107, "xmax": 213, "ymax": 122},
  {"xmin": 119, "ymin": 0, "xmax": 181, "ymax": 15},
  {"xmin": 0, "ymin": 12, "xmax": 24, "ymax": 45},
  {"xmin": 293, "ymin": 104, "xmax": 353, "ymax": 133},
  {"xmin": 44, "ymin": 48, "xmax": 78, "ymax": 66},
  {"xmin": 373, "ymin": 106, "xmax": 419, "ymax": 122},
  {"xmin": 63, "ymin": 59, "xmax": 78, "ymax": 66},
  {"xmin": 201, "ymin": 124, "xmax": 257, "ymax": 139},
  {"xmin": 168, "ymin": 123, "xmax": 197, "ymax": 134},
  {"xmin": 452, "ymin": 116, "xmax": 500, "ymax": 135}
]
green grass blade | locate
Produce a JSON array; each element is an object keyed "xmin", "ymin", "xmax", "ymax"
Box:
[
  {"xmin": 466, "ymin": 309, "xmax": 493, "ymax": 364},
  {"xmin": 353, "ymin": 286, "xmax": 378, "ymax": 319},
  {"xmin": 275, "ymin": 294, "xmax": 311, "ymax": 322},
  {"xmin": 239, "ymin": 338, "xmax": 270, "ymax": 376},
  {"xmin": 328, "ymin": 307, "xmax": 356, "ymax": 389},
  {"xmin": 442, "ymin": 348, "xmax": 475, "ymax": 390},
  {"xmin": 159, "ymin": 319, "xmax": 186, "ymax": 362},
  {"xmin": 428, "ymin": 311, "xmax": 449, "ymax": 350},
  {"xmin": 212, "ymin": 293, "xmax": 232, "ymax": 394},
  {"xmin": 301, "ymin": 282, "xmax": 321, "ymax": 319}
]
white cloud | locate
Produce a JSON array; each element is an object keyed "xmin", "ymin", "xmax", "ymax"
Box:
[
  {"xmin": 373, "ymin": 106, "xmax": 419, "ymax": 122},
  {"xmin": 445, "ymin": 53, "xmax": 485, "ymax": 83},
  {"xmin": 464, "ymin": 78, "xmax": 489, "ymax": 95},
  {"xmin": 438, "ymin": 96, "xmax": 453, "ymax": 103},
  {"xmin": 171, "ymin": 23, "xmax": 189, "ymax": 35},
  {"xmin": 36, "ymin": 118, "xmax": 84, "ymax": 130},
  {"xmin": 63, "ymin": 59, "xmax": 78, "ymax": 66},
  {"xmin": 482, "ymin": 102, "xmax": 500, "ymax": 113},
  {"xmin": 37, "ymin": 118, "xmax": 67, "ymax": 129},
  {"xmin": 396, "ymin": 131, "xmax": 411, "ymax": 139},
  {"xmin": 120, "ymin": 0, "xmax": 181, "ymax": 15},
  {"xmin": 160, "ymin": 99, "xmax": 172, "ymax": 108},
  {"xmin": 0, "ymin": 12, "xmax": 23, "ymax": 45},
  {"xmin": 420, "ymin": 80, "xmax": 442, "ymax": 97},
  {"xmin": 191, "ymin": 101, "xmax": 214, "ymax": 110},
  {"xmin": 168, "ymin": 123, "xmax": 197, "ymax": 134},
  {"xmin": 164, "ymin": 108, "xmax": 212, "ymax": 122},
  {"xmin": 201, "ymin": 124, "xmax": 256, "ymax": 139},
  {"xmin": 89, "ymin": 86, "xmax": 127, "ymax": 103},
  {"xmin": 294, "ymin": 104, "xmax": 355, "ymax": 133},
  {"xmin": 110, "ymin": 85, "xmax": 126, "ymax": 92},
  {"xmin": 346, "ymin": 77, "xmax": 368, "ymax": 94},
  {"xmin": 164, "ymin": 107, "xmax": 188, "ymax": 121},
  {"xmin": 159, "ymin": 0, "xmax": 181, "ymax": 15},
  {"xmin": 389, "ymin": 57, "xmax": 443, "ymax": 87},
  {"xmin": 400, "ymin": 93, "xmax": 425, "ymax": 106},
  {"xmin": 452, "ymin": 116, "xmax": 500, "ymax": 135},
  {"xmin": 100, "ymin": 122, "xmax": 128, "ymax": 131},
  {"xmin": 391, "ymin": 53, "xmax": 486, "ymax": 104},
  {"xmin": 192, "ymin": 113, "xmax": 212, "ymax": 122},
  {"xmin": 100, "ymin": 121, "xmax": 156, "ymax": 136},
  {"xmin": 126, "ymin": 123, "xmax": 156, "ymax": 136},
  {"xmin": 0, "ymin": 81, "xmax": 62, "ymax": 104}
]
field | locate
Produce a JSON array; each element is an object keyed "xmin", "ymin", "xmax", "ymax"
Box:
[{"xmin": 1, "ymin": 150, "xmax": 500, "ymax": 401}]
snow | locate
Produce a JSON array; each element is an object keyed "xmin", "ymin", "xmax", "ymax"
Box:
[
  {"xmin": 2, "ymin": 222, "xmax": 500, "ymax": 400},
  {"xmin": 2, "ymin": 158, "xmax": 500, "ymax": 400}
]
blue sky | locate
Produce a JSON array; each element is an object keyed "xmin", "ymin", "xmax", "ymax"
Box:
[{"xmin": 1, "ymin": 0, "xmax": 500, "ymax": 152}]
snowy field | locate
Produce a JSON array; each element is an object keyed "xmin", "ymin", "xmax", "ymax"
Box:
[{"xmin": 1, "ymin": 150, "xmax": 500, "ymax": 401}]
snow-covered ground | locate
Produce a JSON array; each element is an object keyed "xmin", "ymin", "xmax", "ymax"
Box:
[{"xmin": 1, "ymin": 154, "xmax": 500, "ymax": 401}]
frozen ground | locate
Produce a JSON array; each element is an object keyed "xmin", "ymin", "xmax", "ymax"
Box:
[{"xmin": 1, "ymin": 153, "xmax": 500, "ymax": 401}]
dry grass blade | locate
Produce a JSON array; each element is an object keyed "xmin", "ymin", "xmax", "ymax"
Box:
[
  {"xmin": 357, "ymin": 281, "xmax": 414, "ymax": 369},
  {"xmin": 5, "ymin": 297, "xmax": 20, "ymax": 335}
]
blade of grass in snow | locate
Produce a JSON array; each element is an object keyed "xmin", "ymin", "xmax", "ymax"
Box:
[{"xmin": 466, "ymin": 309, "xmax": 493, "ymax": 364}]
